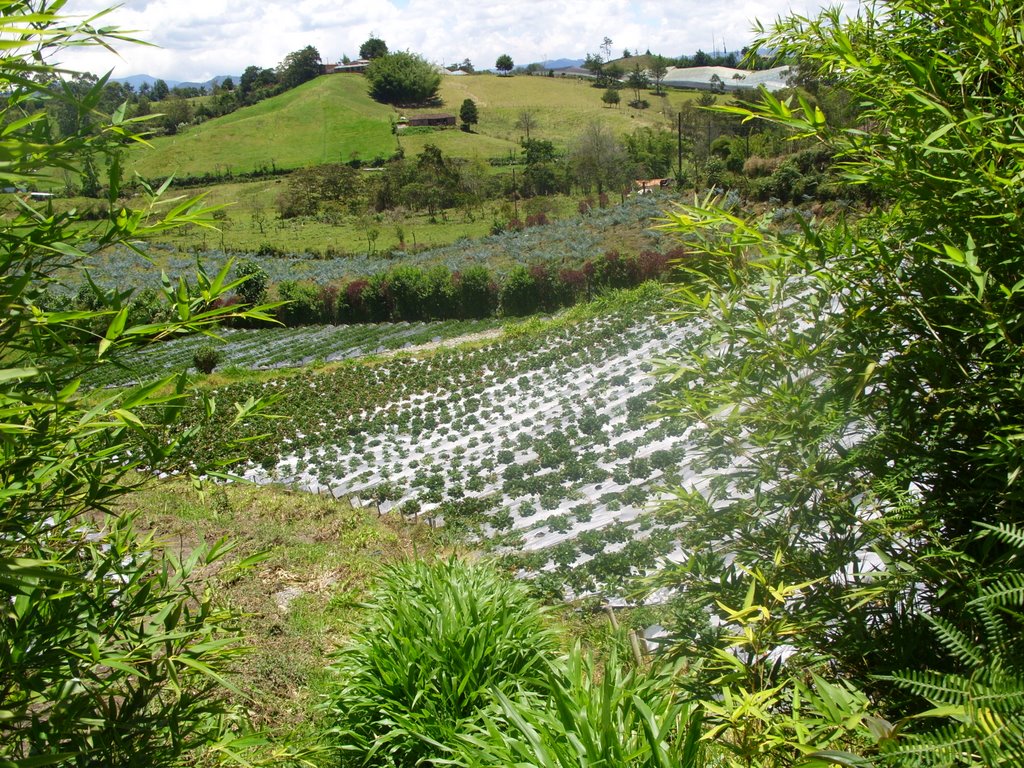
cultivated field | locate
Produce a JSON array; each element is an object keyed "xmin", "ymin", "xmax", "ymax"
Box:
[
  {"xmin": 148, "ymin": 284, "xmax": 727, "ymax": 598},
  {"xmin": 65, "ymin": 193, "xmax": 674, "ymax": 290}
]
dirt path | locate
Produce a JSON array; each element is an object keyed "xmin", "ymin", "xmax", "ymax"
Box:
[{"xmin": 380, "ymin": 327, "xmax": 503, "ymax": 358}]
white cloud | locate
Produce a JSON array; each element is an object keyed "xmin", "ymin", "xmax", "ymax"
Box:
[{"xmin": 58, "ymin": 0, "xmax": 853, "ymax": 82}]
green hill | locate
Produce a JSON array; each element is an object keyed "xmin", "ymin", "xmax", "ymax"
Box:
[
  {"xmin": 130, "ymin": 71, "xmax": 701, "ymax": 179},
  {"xmin": 130, "ymin": 75, "xmax": 398, "ymax": 178}
]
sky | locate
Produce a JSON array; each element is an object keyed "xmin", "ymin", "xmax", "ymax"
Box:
[{"xmin": 57, "ymin": 0, "xmax": 854, "ymax": 83}]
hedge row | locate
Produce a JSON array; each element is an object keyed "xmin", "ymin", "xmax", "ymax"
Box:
[{"xmin": 228, "ymin": 248, "xmax": 684, "ymax": 327}]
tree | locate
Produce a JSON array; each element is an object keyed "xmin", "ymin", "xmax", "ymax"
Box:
[
  {"xmin": 655, "ymin": 0, "xmax": 1024, "ymax": 751},
  {"xmin": 583, "ymin": 53, "xmax": 604, "ymax": 80},
  {"xmin": 159, "ymin": 94, "xmax": 193, "ymax": 134},
  {"xmin": 278, "ymin": 44, "xmax": 321, "ymax": 89},
  {"xmin": 239, "ymin": 65, "xmax": 278, "ymax": 104},
  {"xmin": 459, "ymin": 98, "xmax": 478, "ymax": 131},
  {"xmin": 626, "ymin": 62, "xmax": 649, "ymax": 105},
  {"xmin": 601, "ymin": 87, "xmax": 620, "ymax": 107},
  {"xmin": 649, "ymin": 54, "xmax": 669, "ymax": 94},
  {"xmin": 520, "ymin": 139, "xmax": 560, "ymax": 196},
  {"xmin": 277, "ymin": 163, "xmax": 363, "ymax": 218},
  {"xmin": 365, "ymin": 51, "xmax": 441, "ymax": 105},
  {"xmin": 359, "ymin": 35, "xmax": 388, "ymax": 60},
  {"xmin": 515, "ymin": 109, "xmax": 537, "ymax": 141},
  {"xmin": 569, "ymin": 122, "xmax": 632, "ymax": 196},
  {"xmin": 602, "ymin": 62, "xmax": 624, "ymax": 89},
  {"xmin": 151, "ymin": 77, "xmax": 169, "ymax": 100},
  {"xmin": 495, "ymin": 54, "xmax": 514, "ymax": 75},
  {"xmin": 1, "ymin": 3, "xmax": 278, "ymax": 765},
  {"xmin": 234, "ymin": 258, "xmax": 269, "ymax": 305},
  {"xmin": 600, "ymin": 36, "xmax": 613, "ymax": 59},
  {"xmin": 622, "ymin": 126, "xmax": 676, "ymax": 176}
]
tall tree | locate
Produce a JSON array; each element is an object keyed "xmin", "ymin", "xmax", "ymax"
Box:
[
  {"xmin": 626, "ymin": 62, "xmax": 649, "ymax": 105},
  {"xmin": 365, "ymin": 51, "xmax": 441, "ymax": 104},
  {"xmin": 649, "ymin": 54, "xmax": 669, "ymax": 94},
  {"xmin": 569, "ymin": 122, "xmax": 631, "ymax": 195},
  {"xmin": 160, "ymin": 94, "xmax": 193, "ymax": 134},
  {"xmin": 495, "ymin": 54, "xmax": 514, "ymax": 75},
  {"xmin": 359, "ymin": 35, "xmax": 388, "ymax": 60},
  {"xmin": 151, "ymin": 77, "xmax": 169, "ymax": 100},
  {"xmin": 278, "ymin": 44, "xmax": 322, "ymax": 89},
  {"xmin": 239, "ymin": 65, "xmax": 278, "ymax": 103},
  {"xmin": 459, "ymin": 98, "xmax": 479, "ymax": 131},
  {"xmin": 515, "ymin": 109, "xmax": 537, "ymax": 141}
]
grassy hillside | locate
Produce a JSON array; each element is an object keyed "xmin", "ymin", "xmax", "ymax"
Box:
[
  {"xmin": 130, "ymin": 75, "xmax": 398, "ymax": 178},
  {"xmin": 402, "ymin": 72, "xmax": 699, "ymax": 153},
  {"xmin": 130, "ymin": 71, "xmax": 702, "ymax": 179}
]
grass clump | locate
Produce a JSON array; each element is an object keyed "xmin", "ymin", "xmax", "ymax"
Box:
[{"xmin": 325, "ymin": 558, "xmax": 558, "ymax": 767}]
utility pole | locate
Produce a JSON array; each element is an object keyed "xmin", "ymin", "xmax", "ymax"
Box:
[
  {"xmin": 677, "ymin": 111, "xmax": 683, "ymax": 180},
  {"xmin": 511, "ymin": 165, "xmax": 519, "ymax": 220}
]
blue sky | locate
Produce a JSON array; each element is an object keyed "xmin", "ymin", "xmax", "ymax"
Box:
[{"xmin": 59, "ymin": 0, "xmax": 854, "ymax": 82}]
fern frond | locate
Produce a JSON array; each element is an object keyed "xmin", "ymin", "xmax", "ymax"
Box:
[
  {"xmin": 884, "ymin": 670, "xmax": 974, "ymax": 706},
  {"xmin": 973, "ymin": 571, "xmax": 1024, "ymax": 609},
  {"xmin": 977, "ymin": 522, "xmax": 1024, "ymax": 550},
  {"xmin": 921, "ymin": 612, "xmax": 984, "ymax": 667}
]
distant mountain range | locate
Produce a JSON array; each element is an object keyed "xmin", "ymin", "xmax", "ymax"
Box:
[
  {"xmin": 533, "ymin": 58, "xmax": 584, "ymax": 70},
  {"xmin": 112, "ymin": 74, "xmax": 239, "ymax": 91},
  {"xmin": 116, "ymin": 60, "xmax": 585, "ymax": 89}
]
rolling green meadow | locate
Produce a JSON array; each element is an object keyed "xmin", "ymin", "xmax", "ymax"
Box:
[
  {"xmin": 132, "ymin": 71, "xmax": 700, "ymax": 179},
  {"xmin": 130, "ymin": 75, "xmax": 397, "ymax": 177}
]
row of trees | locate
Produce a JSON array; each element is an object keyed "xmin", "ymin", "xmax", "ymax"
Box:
[
  {"xmin": 47, "ymin": 44, "xmax": 326, "ymax": 141},
  {"xmin": 52, "ymin": 247, "xmax": 678, "ymax": 329},
  {"xmin": 269, "ymin": 131, "xmax": 669, "ymax": 224},
  {"xmin": 266, "ymin": 247, "xmax": 676, "ymax": 324},
  {"xmin": 267, "ymin": 92, "xmax": 777, "ymax": 226}
]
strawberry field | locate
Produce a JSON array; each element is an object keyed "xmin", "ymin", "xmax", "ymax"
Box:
[
  {"xmin": 90, "ymin": 316, "xmax": 503, "ymax": 387},
  {"xmin": 165, "ymin": 285, "xmax": 725, "ymax": 596}
]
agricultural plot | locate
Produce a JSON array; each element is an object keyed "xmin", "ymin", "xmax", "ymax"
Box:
[
  {"xmin": 66, "ymin": 194, "xmax": 670, "ymax": 292},
  {"xmin": 87, "ymin": 317, "xmax": 502, "ymax": 388},
  {"xmin": 223, "ymin": 289, "xmax": 713, "ymax": 597}
]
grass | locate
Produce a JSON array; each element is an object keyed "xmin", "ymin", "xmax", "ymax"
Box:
[
  {"xmin": 128, "ymin": 72, "xmax": 704, "ymax": 181},
  {"xmin": 116, "ymin": 475, "xmax": 439, "ymax": 733},
  {"xmin": 129, "ymin": 76, "xmax": 398, "ymax": 179},
  {"xmin": 407, "ymin": 72, "xmax": 701, "ymax": 150},
  {"xmin": 325, "ymin": 558, "xmax": 560, "ymax": 767},
  {"xmin": 152, "ymin": 189, "xmax": 545, "ymax": 255}
]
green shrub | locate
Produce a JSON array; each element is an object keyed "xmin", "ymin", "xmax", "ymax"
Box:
[
  {"xmin": 192, "ymin": 344, "xmax": 222, "ymax": 374},
  {"xmin": 499, "ymin": 264, "xmax": 539, "ymax": 316},
  {"xmin": 325, "ymin": 558, "xmax": 558, "ymax": 767},
  {"xmin": 459, "ymin": 645, "xmax": 704, "ymax": 768}
]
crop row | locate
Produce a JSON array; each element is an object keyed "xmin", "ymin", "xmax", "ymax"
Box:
[
  {"xmin": 87, "ymin": 317, "xmax": 501, "ymax": 388},
  {"xmin": 169, "ymin": 287, "xmax": 707, "ymax": 595}
]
